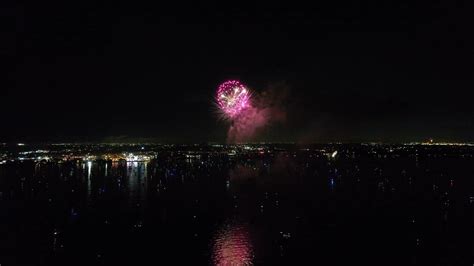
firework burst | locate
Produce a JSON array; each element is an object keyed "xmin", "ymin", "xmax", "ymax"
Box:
[{"xmin": 216, "ymin": 80, "xmax": 251, "ymax": 119}]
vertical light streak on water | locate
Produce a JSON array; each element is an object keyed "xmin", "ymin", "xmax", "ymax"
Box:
[
  {"xmin": 127, "ymin": 162, "xmax": 139, "ymax": 206},
  {"xmin": 87, "ymin": 161, "xmax": 92, "ymax": 202},
  {"xmin": 141, "ymin": 162, "xmax": 148, "ymax": 204}
]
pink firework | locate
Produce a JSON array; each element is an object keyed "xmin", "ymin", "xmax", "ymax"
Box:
[{"xmin": 216, "ymin": 80, "xmax": 251, "ymax": 119}]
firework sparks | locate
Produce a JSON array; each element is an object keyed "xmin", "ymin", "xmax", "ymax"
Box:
[{"xmin": 216, "ymin": 80, "xmax": 251, "ymax": 119}]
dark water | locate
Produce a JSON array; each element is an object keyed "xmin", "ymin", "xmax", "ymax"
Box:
[{"xmin": 0, "ymin": 149, "xmax": 472, "ymax": 265}]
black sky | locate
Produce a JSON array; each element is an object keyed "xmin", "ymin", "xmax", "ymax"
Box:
[{"xmin": 4, "ymin": 1, "xmax": 474, "ymax": 143}]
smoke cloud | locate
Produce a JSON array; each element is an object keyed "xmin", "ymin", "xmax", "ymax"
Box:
[{"xmin": 227, "ymin": 83, "xmax": 288, "ymax": 143}]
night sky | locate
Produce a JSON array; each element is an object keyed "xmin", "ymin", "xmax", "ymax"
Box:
[{"xmin": 5, "ymin": 1, "xmax": 474, "ymax": 143}]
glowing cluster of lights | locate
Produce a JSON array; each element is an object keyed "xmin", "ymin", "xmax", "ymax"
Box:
[{"xmin": 216, "ymin": 80, "xmax": 251, "ymax": 119}]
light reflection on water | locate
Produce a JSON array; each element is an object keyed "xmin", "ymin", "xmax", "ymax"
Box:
[
  {"xmin": 127, "ymin": 161, "xmax": 146, "ymax": 205},
  {"xmin": 1, "ymin": 148, "xmax": 472, "ymax": 265},
  {"xmin": 212, "ymin": 219, "xmax": 254, "ymax": 266},
  {"xmin": 87, "ymin": 161, "xmax": 92, "ymax": 201}
]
